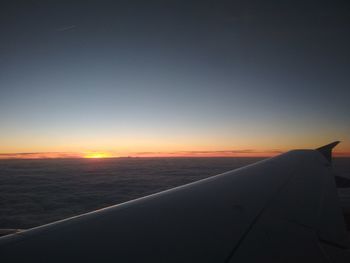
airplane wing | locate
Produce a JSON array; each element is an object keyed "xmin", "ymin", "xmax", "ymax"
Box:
[{"xmin": 0, "ymin": 142, "xmax": 349, "ymax": 262}]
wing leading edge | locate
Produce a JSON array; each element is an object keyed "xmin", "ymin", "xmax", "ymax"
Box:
[{"xmin": 0, "ymin": 142, "xmax": 348, "ymax": 262}]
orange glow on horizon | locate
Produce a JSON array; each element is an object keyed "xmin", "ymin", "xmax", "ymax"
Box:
[{"xmin": 0, "ymin": 150, "xmax": 349, "ymax": 159}]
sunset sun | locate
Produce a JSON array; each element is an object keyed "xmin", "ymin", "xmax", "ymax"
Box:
[{"xmin": 84, "ymin": 152, "xmax": 111, "ymax": 159}]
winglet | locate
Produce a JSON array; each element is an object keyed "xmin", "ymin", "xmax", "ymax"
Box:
[{"xmin": 316, "ymin": 141, "xmax": 340, "ymax": 163}]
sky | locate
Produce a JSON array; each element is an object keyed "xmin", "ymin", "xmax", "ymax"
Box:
[{"xmin": 1, "ymin": 0, "xmax": 350, "ymax": 158}]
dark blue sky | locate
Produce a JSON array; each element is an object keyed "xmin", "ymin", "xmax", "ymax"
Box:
[{"xmin": 1, "ymin": 0, "xmax": 349, "ymax": 155}]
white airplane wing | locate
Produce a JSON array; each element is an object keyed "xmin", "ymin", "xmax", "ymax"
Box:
[{"xmin": 0, "ymin": 142, "xmax": 349, "ymax": 262}]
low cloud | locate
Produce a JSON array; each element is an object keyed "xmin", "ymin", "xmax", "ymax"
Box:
[
  {"xmin": 133, "ymin": 149, "xmax": 283, "ymax": 157},
  {"xmin": 0, "ymin": 152, "xmax": 83, "ymax": 159}
]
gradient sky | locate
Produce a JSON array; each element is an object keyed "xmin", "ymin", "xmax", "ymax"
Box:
[{"xmin": 1, "ymin": 0, "xmax": 350, "ymax": 158}]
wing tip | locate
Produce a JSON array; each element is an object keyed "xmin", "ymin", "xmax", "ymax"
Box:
[{"xmin": 316, "ymin": 141, "xmax": 340, "ymax": 163}]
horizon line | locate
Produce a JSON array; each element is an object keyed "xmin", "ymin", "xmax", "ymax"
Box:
[{"xmin": 0, "ymin": 150, "xmax": 349, "ymax": 159}]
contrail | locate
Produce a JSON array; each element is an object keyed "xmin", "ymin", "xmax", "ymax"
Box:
[{"xmin": 56, "ymin": 25, "xmax": 77, "ymax": 32}]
